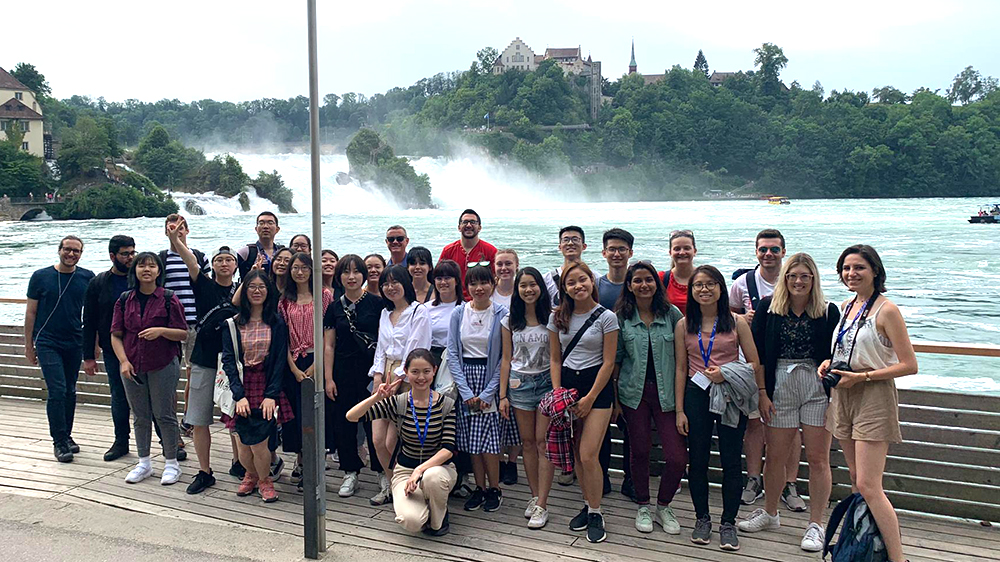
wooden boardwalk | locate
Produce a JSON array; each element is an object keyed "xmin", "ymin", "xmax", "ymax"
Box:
[{"xmin": 1, "ymin": 397, "xmax": 997, "ymax": 561}]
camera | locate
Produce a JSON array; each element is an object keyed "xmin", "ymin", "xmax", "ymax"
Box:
[{"xmin": 822, "ymin": 361, "xmax": 851, "ymax": 395}]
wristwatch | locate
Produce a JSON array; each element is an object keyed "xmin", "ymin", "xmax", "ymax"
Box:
[{"xmin": 864, "ymin": 371, "xmax": 872, "ymax": 383}]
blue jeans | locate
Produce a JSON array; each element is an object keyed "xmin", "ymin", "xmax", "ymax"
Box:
[
  {"xmin": 101, "ymin": 348, "xmax": 131, "ymax": 443},
  {"xmin": 36, "ymin": 339, "xmax": 83, "ymax": 445}
]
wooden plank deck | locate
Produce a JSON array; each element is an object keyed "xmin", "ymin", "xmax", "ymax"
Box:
[{"xmin": 1, "ymin": 398, "xmax": 996, "ymax": 561}]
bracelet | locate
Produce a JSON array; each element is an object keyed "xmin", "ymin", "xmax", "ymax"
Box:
[{"xmin": 865, "ymin": 371, "xmax": 873, "ymax": 383}]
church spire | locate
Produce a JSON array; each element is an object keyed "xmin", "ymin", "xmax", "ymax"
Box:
[{"xmin": 629, "ymin": 38, "xmax": 637, "ymax": 74}]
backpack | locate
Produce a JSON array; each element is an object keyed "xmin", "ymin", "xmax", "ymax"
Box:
[
  {"xmin": 823, "ymin": 493, "xmax": 889, "ymax": 562},
  {"xmin": 159, "ymin": 249, "xmax": 209, "ymax": 276},
  {"xmin": 731, "ymin": 265, "xmax": 760, "ymax": 312},
  {"xmin": 117, "ymin": 288, "xmax": 175, "ymax": 318}
]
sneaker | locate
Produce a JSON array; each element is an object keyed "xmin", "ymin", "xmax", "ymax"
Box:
[
  {"xmin": 229, "ymin": 459, "xmax": 246, "ymax": 479},
  {"xmin": 527, "ymin": 505, "xmax": 549, "ymax": 529},
  {"xmin": 450, "ymin": 473, "xmax": 473, "ymax": 499},
  {"xmin": 103, "ymin": 441, "xmax": 129, "ymax": 462},
  {"xmin": 800, "ymin": 522, "xmax": 825, "ymax": 552},
  {"xmin": 586, "ymin": 512, "xmax": 607, "ymax": 543},
  {"xmin": 236, "ymin": 473, "xmax": 258, "ymax": 496},
  {"xmin": 738, "ymin": 508, "xmax": 781, "ymax": 533},
  {"xmin": 602, "ymin": 474, "xmax": 612, "ymax": 496},
  {"xmin": 269, "ymin": 456, "xmax": 284, "ymax": 482},
  {"xmin": 290, "ymin": 463, "xmax": 303, "ymax": 486},
  {"xmin": 569, "ymin": 505, "xmax": 589, "ymax": 531},
  {"xmin": 483, "ymin": 487, "xmax": 503, "ymax": 512},
  {"xmin": 719, "ymin": 522, "xmax": 740, "ymax": 551},
  {"xmin": 422, "ymin": 510, "xmax": 450, "ymax": 536},
  {"xmin": 161, "ymin": 463, "xmax": 181, "ymax": 485},
  {"xmin": 635, "ymin": 506, "xmax": 654, "ymax": 533},
  {"xmin": 125, "ymin": 462, "xmax": 153, "ymax": 484},
  {"xmin": 186, "ymin": 470, "xmax": 216, "ymax": 495},
  {"xmin": 501, "ymin": 461, "xmax": 518, "ymax": 485},
  {"xmin": 67, "ymin": 437, "xmax": 81, "ymax": 454},
  {"xmin": 691, "ymin": 516, "xmax": 712, "ymax": 545},
  {"xmin": 655, "ymin": 505, "xmax": 681, "ymax": 535},
  {"xmin": 370, "ymin": 473, "xmax": 392, "ymax": 506},
  {"xmin": 463, "ymin": 487, "xmax": 486, "ymax": 511},
  {"xmin": 557, "ymin": 470, "xmax": 576, "ymax": 486},
  {"xmin": 180, "ymin": 422, "xmax": 194, "ymax": 437},
  {"xmin": 621, "ymin": 477, "xmax": 636, "ymax": 501},
  {"xmin": 524, "ymin": 496, "xmax": 538, "ymax": 519},
  {"xmin": 782, "ymin": 482, "xmax": 807, "ymax": 512},
  {"xmin": 339, "ymin": 472, "xmax": 359, "ymax": 498},
  {"xmin": 741, "ymin": 475, "xmax": 764, "ymax": 505},
  {"xmin": 54, "ymin": 442, "xmax": 74, "ymax": 463},
  {"xmin": 259, "ymin": 477, "xmax": 278, "ymax": 502},
  {"xmin": 176, "ymin": 445, "xmax": 187, "ymax": 462}
]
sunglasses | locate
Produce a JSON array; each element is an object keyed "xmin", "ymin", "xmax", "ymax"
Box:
[
  {"xmin": 386, "ymin": 236, "xmax": 406, "ymax": 243},
  {"xmin": 467, "ymin": 260, "xmax": 490, "ymax": 267},
  {"xmin": 757, "ymin": 246, "xmax": 783, "ymax": 254}
]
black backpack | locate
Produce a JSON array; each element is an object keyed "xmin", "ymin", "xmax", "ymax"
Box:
[
  {"xmin": 823, "ymin": 493, "xmax": 889, "ymax": 562},
  {"xmin": 731, "ymin": 265, "xmax": 760, "ymax": 312}
]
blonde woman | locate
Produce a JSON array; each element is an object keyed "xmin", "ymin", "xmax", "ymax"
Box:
[{"xmin": 738, "ymin": 253, "xmax": 840, "ymax": 552}]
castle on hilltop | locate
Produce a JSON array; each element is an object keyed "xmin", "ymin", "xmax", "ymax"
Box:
[{"xmin": 492, "ymin": 37, "xmax": 602, "ymax": 120}]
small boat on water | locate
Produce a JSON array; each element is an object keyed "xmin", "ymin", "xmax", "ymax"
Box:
[
  {"xmin": 768, "ymin": 196, "xmax": 791, "ymax": 205},
  {"xmin": 969, "ymin": 204, "xmax": 1000, "ymax": 224}
]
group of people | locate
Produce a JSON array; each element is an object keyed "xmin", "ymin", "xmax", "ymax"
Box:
[{"xmin": 25, "ymin": 208, "xmax": 918, "ymax": 562}]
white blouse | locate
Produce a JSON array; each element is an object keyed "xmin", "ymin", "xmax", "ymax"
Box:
[
  {"xmin": 428, "ymin": 300, "xmax": 458, "ymax": 349},
  {"xmin": 369, "ymin": 301, "xmax": 431, "ymax": 378}
]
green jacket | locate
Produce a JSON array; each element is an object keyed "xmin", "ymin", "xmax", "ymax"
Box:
[{"xmin": 615, "ymin": 305, "xmax": 684, "ymax": 412}]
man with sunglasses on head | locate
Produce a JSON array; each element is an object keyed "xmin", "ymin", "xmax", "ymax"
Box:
[
  {"xmin": 438, "ymin": 208, "xmax": 497, "ymax": 300},
  {"xmin": 729, "ymin": 229, "xmax": 806, "ymax": 514},
  {"xmin": 384, "ymin": 225, "xmax": 410, "ymax": 266},
  {"xmin": 82, "ymin": 235, "xmax": 137, "ymax": 462},
  {"xmin": 543, "ymin": 226, "xmax": 588, "ymax": 307}
]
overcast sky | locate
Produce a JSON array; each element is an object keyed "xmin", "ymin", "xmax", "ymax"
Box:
[{"xmin": 7, "ymin": 0, "xmax": 1000, "ymax": 103}]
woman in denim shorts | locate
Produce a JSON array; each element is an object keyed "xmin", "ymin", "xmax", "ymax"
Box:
[{"xmin": 499, "ymin": 267, "xmax": 553, "ymax": 529}]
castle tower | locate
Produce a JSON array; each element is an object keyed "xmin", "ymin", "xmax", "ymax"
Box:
[{"xmin": 629, "ymin": 39, "xmax": 637, "ymax": 74}]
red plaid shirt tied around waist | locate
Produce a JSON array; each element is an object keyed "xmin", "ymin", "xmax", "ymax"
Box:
[{"xmin": 538, "ymin": 387, "xmax": 579, "ymax": 472}]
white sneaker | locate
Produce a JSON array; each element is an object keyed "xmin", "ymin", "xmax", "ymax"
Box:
[
  {"xmin": 339, "ymin": 472, "xmax": 359, "ymax": 498},
  {"xmin": 655, "ymin": 505, "xmax": 681, "ymax": 535},
  {"xmin": 527, "ymin": 505, "xmax": 549, "ymax": 529},
  {"xmin": 125, "ymin": 463, "xmax": 153, "ymax": 484},
  {"xmin": 801, "ymin": 522, "xmax": 825, "ymax": 552},
  {"xmin": 737, "ymin": 508, "xmax": 781, "ymax": 533},
  {"xmin": 369, "ymin": 473, "xmax": 392, "ymax": 506},
  {"xmin": 524, "ymin": 496, "xmax": 538, "ymax": 519},
  {"xmin": 161, "ymin": 463, "xmax": 181, "ymax": 485}
]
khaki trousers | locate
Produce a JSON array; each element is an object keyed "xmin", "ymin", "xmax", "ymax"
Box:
[{"xmin": 390, "ymin": 464, "xmax": 457, "ymax": 533}]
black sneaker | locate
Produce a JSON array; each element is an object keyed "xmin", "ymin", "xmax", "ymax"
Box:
[
  {"xmin": 229, "ymin": 459, "xmax": 246, "ymax": 479},
  {"xmin": 103, "ymin": 441, "xmax": 129, "ymax": 462},
  {"xmin": 691, "ymin": 516, "xmax": 712, "ymax": 545},
  {"xmin": 484, "ymin": 487, "xmax": 503, "ymax": 512},
  {"xmin": 186, "ymin": 470, "xmax": 216, "ymax": 495},
  {"xmin": 422, "ymin": 510, "xmax": 450, "ymax": 536},
  {"xmin": 176, "ymin": 447, "xmax": 187, "ymax": 462},
  {"xmin": 602, "ymin": 474, "xmax": 612, "ymax": 496},
  {"xmin": 67, "ymin": 437, "xmax": 81, "ymax": 454},
  {"xmin": 501, "ymin": 461, "xmax": 518, "ymax": 486},
  {"xmin": 54, "ymin": 441, "xmax": 74, "ymax": 463},
  {"xmin": 569, "ymin": 505, "xmax": 589, "ymax": 531},
  {"xmin": 621, "ymin": 477, "xmax": 636, "ymax": 501},
  {"xmin": 270, "ymin": 456, "xmax": 284, "ymax": 482},
  {"xmin": 719, "ymin": 522, "xmax": 740, "ymax": 551},
  {"xmin": 587, "ymin": 512, "xmax": 607, "ymax": 543},
  {"xmin": 463, "ymin": 487, "xmax": 486, "ymax": 511}
]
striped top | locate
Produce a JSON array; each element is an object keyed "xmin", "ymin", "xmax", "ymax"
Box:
[
  {"xmin": 163, "ymin": 250, "xmax": 208, "ymax": 325},
  {"xmin": 366, "ymin": 393, "xmax": 456, "ymax": 469}
]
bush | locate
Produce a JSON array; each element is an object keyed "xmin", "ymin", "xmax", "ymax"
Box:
[
  {"xmin": 50, "ymin": 183, "xmax": 178, "ymax": 220},
  {"xmin": 194, "ymin": 154, "xmax": 248, "ymax": 197},
  {"xmin": 250, "ymin": 170, "xmax": 296, "ymax": 213},
  {"xmin": 0, "ymin": 141, "xmax": 51, "ymax": 196},
  {"xmin": 346, "ymin": 128, "xmax": 433, "ymax": 208}
]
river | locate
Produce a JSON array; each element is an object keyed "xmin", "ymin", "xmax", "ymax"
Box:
[{"xmin": 2, "ymin": 152, "xmax": 998, "ymax": 394}]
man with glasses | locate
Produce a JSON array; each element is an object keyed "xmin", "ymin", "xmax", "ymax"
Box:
[
  {"xmin": 25, "ymin": 236, "xmax": 95, "ymax": 462},
  {"xmin": 82, "ymin": 235, "xmax": 136, "ymax": 462},
  {"xmin": 730, "ymin": 229, "xmax": 805, "ymax": 513},
  {"xmin": 438, "ymin": 209, "xmax": 497, "ymax": 301},
  {"xmin": 237, "ymin": 211, "xmax": 283, "ymax": 280},
  {"xmin": 385, "ymin": 225, "xmax": 410, "ymax": 266},
  {"xmin": 543, "ymin": 226, "xmax": 588, "ymax": 307}
]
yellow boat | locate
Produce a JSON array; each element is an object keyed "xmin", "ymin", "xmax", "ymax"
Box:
[{"xmin": 768, "ymin": 196, "xmax": 791, "ymax": 205}]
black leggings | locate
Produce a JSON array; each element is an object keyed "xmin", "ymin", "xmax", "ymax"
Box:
[
  {"xmin": 281, "ymin": 353, "xmax": 313, "ymax": 455},
  {"xmin": 685, "ymin": 381, "xmax": 747, "ymax": 524},
  {"xmin": 327, "ymin": 359, "xmax": 383, "ymax": 474}
]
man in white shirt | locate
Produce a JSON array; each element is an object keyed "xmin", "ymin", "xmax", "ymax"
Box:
[{"xmin": 543, "ymin": 226, "xmax": 587, "ymax": 307}]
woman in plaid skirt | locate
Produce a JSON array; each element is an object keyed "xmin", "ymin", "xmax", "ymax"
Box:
[{"xmin": 448, "ymin": 265, "xmax": 509, "ymax": 513}]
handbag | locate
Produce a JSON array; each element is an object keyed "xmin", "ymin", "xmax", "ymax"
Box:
[
  {"xmin": 433, "ymin": 352, "xmax": 458, "ymax": 400},
  {"xmin": 342, "ymin": 294, "xmax": 377, "ymax": 360},
  {"xmin": 214, "ymin": 318, "xmax": 242, "ymax": 417}
]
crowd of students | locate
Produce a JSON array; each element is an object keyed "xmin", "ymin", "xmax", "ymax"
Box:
[{"xmin": 24, "ymin": 208, "xmax": 918, "ymax": 561}]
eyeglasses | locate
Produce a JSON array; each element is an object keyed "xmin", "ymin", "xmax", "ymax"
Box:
[
  {"xmin": 692, "ymin": 281, "xmax": 719, "ymax": 291},
  {"xmin": 257, "ymin": 220, "xmax": 276, "ymax": 226},
  {"xmin": 386, "ymin": 236, "xmax": 405, "ymax": 243},
  {"xmin": 61, "ymin": 248, "xmax": 82, "ymax": 254},
  {"xmin": 116, "ymin": 251, "xmax": 137, "ymax": 257},
  {"xmin": 291, "ymin": 266, "xmax": 311, "ymax": 273},
  {"xmin": 460, "ymin": 220, "xmax": 480, "ymax": 226},
  {"xmin": 758, "ymin": 246, "xmax": 783, "ymax": 254},
  {"xmin": 785, "ymin": 273, "xmax": 814, "ymax": 282},
  {"xmin": 467, "ymin": 260, "xmax": 490, "ymax": 267},
  {"xmin": 605, "ymin": 246, "xmax": 630, "ymax": 255},
  {"xmin": 560, "ymin": 236, "xmax": 583, "ymax": 244},
  {"xmin": 247, "ymin": 285, "xmax": 267, "ymax": 293}
]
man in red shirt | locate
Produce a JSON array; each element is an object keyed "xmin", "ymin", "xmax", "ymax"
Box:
[{"xmin": 438, "ymin": 208, "xmax": 497, "ymax": 301}]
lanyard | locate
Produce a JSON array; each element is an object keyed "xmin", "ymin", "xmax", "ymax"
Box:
[
  {"xmin": 835, "ymin": 297, "xmax": 870, "ymax": 351},
  {"xmin": 408, "ymin": 392, "xmax": 432, "ymax": 447},
  {"xmin": 698, "ymin": 317, "xmax": 718, "ymax": 369},
  {"xmin": 256, "ymin": 242, "xmax": 273, "ymax": 268}
]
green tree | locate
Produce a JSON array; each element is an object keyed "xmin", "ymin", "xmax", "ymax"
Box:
[
  {"xmin": 50, "ymin": 184, "xmax": 177, "ymax": 220},
  {"xmin": 603, "ymin": 109, "xmax": 638, "ymax": 166},
  {"xmin": 57, "ymin": 116, "xmax": 111, "ymax": 179},
  {"xmin": 872, "ymin": 86, "xmax": 908, "ymax": 105},
  {"xmin": 693, "ymin": 49, "xmax": 709, "ymax": 77},
  {"xmin": 250, "ymin": 170, "xmax": 296, "ymax": 213},
  {"xmin": 10, "ymin": 63, "xmax": 51, "ymax": 99},
  {"xmin": 345, "ymin": 129, "xmax": 433, "ymax": 208},
  {"xmin": 134, "ymin": 125, "xmax": 205, "ymax": 187},
  {"xmin": 0, "ymin": 138, "xmax": 49, "ymax": 196},
  {"xmin": 476, "ymin": 47, "xmax": 500, "ymax": 75},
  {"xmin": 752, "ymin": 43, "xmax": 788, "ymax": 97}
]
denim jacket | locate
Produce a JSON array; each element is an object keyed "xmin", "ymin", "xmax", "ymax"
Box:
[
  {"xmin": 447, "ymin": 302, "xmax": 507, "ymax": 403},
  {"xmin": 615, "ymin": 305, "xmax": 684, "ymax": 411}
]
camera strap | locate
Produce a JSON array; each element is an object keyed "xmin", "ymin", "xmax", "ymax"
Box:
[{"xmin": 832, "ymin": 292, "xmax": 879, "ymax": 368}]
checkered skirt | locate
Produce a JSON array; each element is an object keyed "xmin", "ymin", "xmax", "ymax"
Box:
[{"xmin": 456, "ymin": 360, "xmax": 501, "ymax": 455}]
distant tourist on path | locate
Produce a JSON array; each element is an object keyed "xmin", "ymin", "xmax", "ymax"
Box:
[
  {"xmin": 438, "ymin": 209, "xmax": 497, "ymax": 301},
  {"xmin": 385, "ymin": 225, "xmax": 410, "ymax": 266},
  {"xmin": 25, "ymin": 235, "xmax": 95, "ymax": 463},
  {"xmin": 82, "ymin": 235, "xmax": 135, "ymax": 462},
  {"xmin": 110, "ymin": 252, "xmax": 188, "ymax": 484},
  {"xmin": 819, "ymin": 245, "xmax": 918, "ymax": 562},
  {"xmin": 237, "ymin": 211, "xmax": 283, "ymax": 280}
]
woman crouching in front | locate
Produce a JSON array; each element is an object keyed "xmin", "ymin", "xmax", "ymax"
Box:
[{"xmin": 347, "ymin": 349, "xmax": 458, "ymax": 536}]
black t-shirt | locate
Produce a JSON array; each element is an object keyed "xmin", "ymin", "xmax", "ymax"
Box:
[
  {"xmin": 110, "ymin": 272, "xmax": 130, "ymax": 302},
  {"xmin": 645, "ymin": 335, "xmax": 656, "ymax": 384},
  {"xmin": 26, "ymin": 266, "xmax": 95, "ymax": 345},
  {"xmin": 190, "ymin": 273, "xmax": 238, "ymax": 369},
  {"xmin": 194, "ymin": 273, "xmax": 237, "ymax": 320},
  {"xmin": 136, "ymin": 290, "xmax": 151, "ymax": 317},
  {"xmin": 324, "ymin": 292, "xmax": 381, "ymax": 369}
]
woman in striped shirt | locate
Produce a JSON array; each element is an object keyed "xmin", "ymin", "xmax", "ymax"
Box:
[{"xmin": 348, "ymin": 349, "xmax": 458, "ymax": 536}]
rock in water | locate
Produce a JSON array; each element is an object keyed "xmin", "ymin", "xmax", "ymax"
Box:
[
  {"xmin": 238, "ymin": 192, "xmax": 250, "ymax": 212},
  {"xmin": 335, "ymin": 172, "xmax": 351, "ymax": 185},
  {"xmin": 184, "ymin": 199, "xmax": 206, "ymax": 215}
]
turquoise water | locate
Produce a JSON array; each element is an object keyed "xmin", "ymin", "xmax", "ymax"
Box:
[{"xmin": 2, "ymin": 153, "xmax": 998, "ymax": 393}]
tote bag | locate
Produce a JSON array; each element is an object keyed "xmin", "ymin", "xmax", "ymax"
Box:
[{"xmin": 213, "ymin": 318, "xmax": 242, "ymax": 417}]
